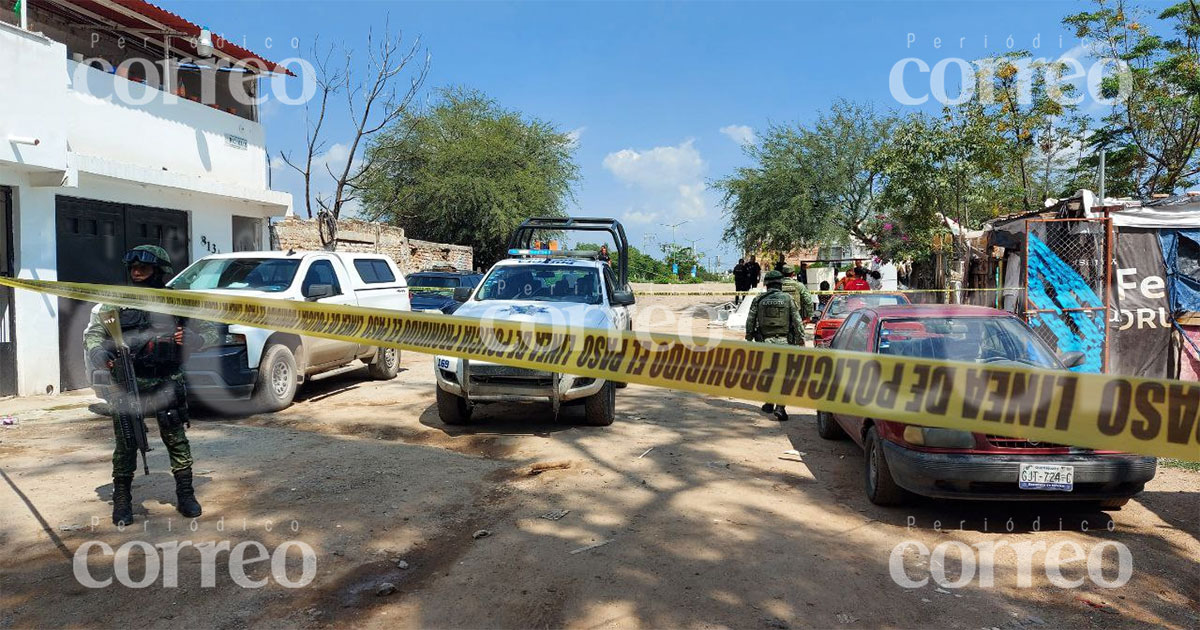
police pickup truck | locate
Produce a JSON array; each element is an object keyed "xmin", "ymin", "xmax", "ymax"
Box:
[
  {"xmin": 433, "ymin": 218, "xmax": 635, "ymax": 426},
  {"xmin": 165, "ymin": 251, "xmax": 409, "ymax": 411}
]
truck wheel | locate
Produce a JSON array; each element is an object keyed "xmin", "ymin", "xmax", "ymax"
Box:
[
  {"xmin": 864, "ymin": 426, "xmax": 908, "ymax": 506},
  {"xmin": 436, "ymin": 387, "xmax": 472, "ymax": 425},
  {"xmin": 367, "ymin": 347, "xmax": 400, "ymax": 380},
  {"xmin": 816, "ymin": 410, "xmax": 847, "ymax": 440},
  {"xmin": 583, "ymin": 381, "xmax": 616, "ymax": 426},
  {"xmin": 251, "ymin": 344, "xmax": 298, "ymax": 412}
]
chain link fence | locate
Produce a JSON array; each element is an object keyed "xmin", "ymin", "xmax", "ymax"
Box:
[{"xmin": 1024, "ymin": 218, "xmax": 1113, "ymax": 372}]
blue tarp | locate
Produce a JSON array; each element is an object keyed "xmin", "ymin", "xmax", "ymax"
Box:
[{"xmin": 1158, "ymin": 229, "xmax": 1200, "ymax": 314}]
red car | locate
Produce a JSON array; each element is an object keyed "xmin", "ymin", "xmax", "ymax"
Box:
[
  {"xmin": 813, "ymin": 292, "xmax": 910, "ymax": 346},
  {"xmin": 817, "ymin": 305, "xmax": 1156, "ymax": 507}
]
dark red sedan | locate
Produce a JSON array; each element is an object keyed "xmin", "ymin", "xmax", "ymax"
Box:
[
  {"xmin": 813, "ymin": 292, "xmax": 910, "ymax": 347},
  {"xmin": 817, "ymin": 305, "xmax": 1156, "ymax": 508}
]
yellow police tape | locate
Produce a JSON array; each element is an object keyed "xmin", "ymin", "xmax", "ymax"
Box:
[{"xmin": 3, "ymin": 277, "xmax": 1196, "ymax": 462}]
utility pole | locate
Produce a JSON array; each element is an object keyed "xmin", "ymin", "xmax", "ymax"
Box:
[
  {"xmin": 1099, "ymin": 149, "xmax": 1106, "ymax": 202},
  {"xmin": 641, "ymin": 233, "xmax": 655, "ymax": 253},
  {"xmin": 659, "ymin": 221, "xmax": 689, "ymax": 258}
]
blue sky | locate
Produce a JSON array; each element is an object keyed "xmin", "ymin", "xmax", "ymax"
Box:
[{"xmin": 161, "ymin": 0, "xmax": 1167, "ymax": 267}]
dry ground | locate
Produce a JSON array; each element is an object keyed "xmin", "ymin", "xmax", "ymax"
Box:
[{"xmin": 0, "ymin": 286, "xmax": 1197, "ymax": 629}]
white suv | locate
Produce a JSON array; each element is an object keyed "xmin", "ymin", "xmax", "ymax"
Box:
[
  {"xmin": 166, "ymin": 251, "xmax": 410, "ymax": 411},
  {"xmin": 434, "ymin": 217, "xmax": 638, "ymax": 427},
  {"xmin": 434, "ymin": 252, "xmax": 634, "ymax": 426}
]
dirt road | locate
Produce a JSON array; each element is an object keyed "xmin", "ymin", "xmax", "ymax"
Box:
[{"xmin": 1, "ymin": 289, "xmax": 1197, "ymax": 629}]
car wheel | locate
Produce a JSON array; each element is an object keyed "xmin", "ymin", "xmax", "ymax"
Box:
[
  {"xmin": 864, "ymin": 426, "xmax": 908, "ymax": 506},
  {"xmin": 436, "ymin": 387, "xmax": 472, "ymax": 425},
  {"xmin": 251, "ymin": 344, "xmax": 298, "ymax": 413},
  {"xmin": 816, "ymin": 410, "xmax": 847, "ymax": 440},
  {"xmin": 367, "ymin": 347, "xmax": 400, "ymax": 380},
  {"xmin": 583, "ymin": 381, "xmax": 616, "ymax": 426},
  {"xmin": 1095, "ymin": 498, "xmax": 1130, "ymax": 510}
]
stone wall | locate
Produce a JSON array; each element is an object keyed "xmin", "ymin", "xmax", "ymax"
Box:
[{"xmin": 271, "ymin": 216, "xmax": 473, "ymax": 274}]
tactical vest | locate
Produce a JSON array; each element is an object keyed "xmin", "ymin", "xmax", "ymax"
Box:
[
  {"xmin": 118, "ymin": 308, "xmax": 182, "ymax": 376},
  {"xmin": 755, "ymin": 290, "xmax": 793, "ymax": 338}
]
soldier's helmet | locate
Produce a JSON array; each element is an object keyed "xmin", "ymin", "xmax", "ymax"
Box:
[
  {"xmin": 122, "ymin": 244, "xmax": 174, "ymax": 276},
  {"xmin": 763, "ymin": 269, "xmax": 784, "ymax": 285},
  {"xmin": 782, "ymin": 265, "xmax": 795, "ymax": 276}
]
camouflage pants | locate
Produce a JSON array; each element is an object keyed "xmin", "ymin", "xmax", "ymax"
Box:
[
  {"xmin": 110, "ymin": 382, "xmax": 193, "ymax": 478},
  {"xmin": 112, "ymin": 415, "xmax": 192, "ymax": 477}
]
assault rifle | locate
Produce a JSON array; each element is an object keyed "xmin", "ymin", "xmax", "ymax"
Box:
[{"xmin": 98, "ymin": 310, "xmax": 152, "ymax": 475}]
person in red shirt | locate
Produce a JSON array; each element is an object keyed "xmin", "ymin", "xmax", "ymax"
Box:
[{"xmin": 844, "ymin": 268, "xmax": 871, "ymax": 291}]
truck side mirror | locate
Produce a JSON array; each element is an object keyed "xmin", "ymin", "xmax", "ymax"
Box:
[
  {"xmin": 1059, "ymin": 351, "xmax": 1086, "ymax": 369},
  {"xmin": 453, "ymin": 286, "xmax": 473, "ymax": 302},
  {"xmin": 304, "ymin": 284, "xmax": 334, "ymax": 301},
  {"xmin": 612, "ymin": 289, "xmax": 635, "ymax": 306}
]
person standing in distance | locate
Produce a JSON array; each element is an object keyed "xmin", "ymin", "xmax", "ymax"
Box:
[
  {"xmin": 744, "ymin": 270, "xmax": 804, "ymax": 421},
  {"xmin": 733, "ymin": 258, "xmax": 748, "ymax": 305},
  {"xmin": 746, "ymin": 256, "xmax": 762, "ymax": 289}
]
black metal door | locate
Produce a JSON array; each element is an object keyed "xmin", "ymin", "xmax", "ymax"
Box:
[
  {"xmin": 0, "ymin": 187, "xmax": 15, "ymax": 397},
  {"xmin": 125, "ymin": 205, "xmax": 190, "ymax": 274},
  {"xmin": 55, "ymin": 197, "xmax": 190, "ymax": 391}
]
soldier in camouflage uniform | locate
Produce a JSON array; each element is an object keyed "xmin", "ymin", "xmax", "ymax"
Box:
[
  {"xmin": 84, "ymin": 245, "xmax": 215, "ymax": 525},
  {"xmin": 745, "ymin": 270, "xmax": 804, "ymax": 422},
  {"xmin": 779, "ymin": 265, "xmax": 814, "ymax": 337}
]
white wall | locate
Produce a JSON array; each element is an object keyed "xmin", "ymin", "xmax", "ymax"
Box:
[
  {"xmin": 0, "ymin": 22, "xmax": 268, "ymax": 191},
  {"xmin": 66, "ymin": 62, "xmax": 268, "ymax": 190},
  {"xmin": 0, "ymin": 25, "xmax": 69, "ymax": 173},
  {"xmin": 0, "ymin": 171, "xmax": 62, "ymax": 396}
]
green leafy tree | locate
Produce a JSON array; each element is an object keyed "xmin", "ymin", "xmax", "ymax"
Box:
[
  {"xmin": 1065, "ymin": 0, "xmax": 1200, "ymax": 195},
  {"xmin": 359, "ymin": 87, "xmax": 580, "ymax": 265},
  {"xmin": 975, "ymin": 53, "xmax": 1086, "ymax": 210},
  {"xmin": 716, "ymin": 100, "xmax": 894, "ymax": 254}
]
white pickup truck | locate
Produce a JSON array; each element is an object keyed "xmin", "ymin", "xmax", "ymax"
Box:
[
  {"xmin": 434, "ymin": 217, "xmax": 635, "ymax": 427},
  {"xmin": 164, "ymin": 250, "xmax": 411, "ymax": 411}
]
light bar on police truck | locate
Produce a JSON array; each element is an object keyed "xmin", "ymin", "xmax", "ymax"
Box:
[{"xmin": 508, "ymin": 248, "xmax": 556, "ymax": 256}]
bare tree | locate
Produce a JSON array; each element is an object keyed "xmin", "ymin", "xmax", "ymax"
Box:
[{"xmin": 280, "ymin": 23, "xmax": 429, "ymax": 249}]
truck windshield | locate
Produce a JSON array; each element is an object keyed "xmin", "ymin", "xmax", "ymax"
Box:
[
  {"xmin": 475, "ymin": 265, "xmax": 602, "ymax": 304},
  {"xmin": 169, "ymin": 258, "xmax": 301, "ymax": 293}
]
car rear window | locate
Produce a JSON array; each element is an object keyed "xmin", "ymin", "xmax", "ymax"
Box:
[
  {"xmin": 354, "ymin": 259, "xmax": 397, "ymax": 284},
  {"xmin": 826, "ymin": 294, "xmax": 908, "ymax": 318}
]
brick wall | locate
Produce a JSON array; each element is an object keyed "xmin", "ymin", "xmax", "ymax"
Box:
[{"xmin": 271, "ymin": 217, "xmax": 473, "ymax": 275}]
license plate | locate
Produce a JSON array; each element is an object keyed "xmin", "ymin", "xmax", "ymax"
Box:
[
  {"xmin": 436, "ymin": 358, "xmax": 450, "ymax": 370},
  {"xmin": 1019, "ymin": 463, "xmax": 1074, "ymax": 491}
]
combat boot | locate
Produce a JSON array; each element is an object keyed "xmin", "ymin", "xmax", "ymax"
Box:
[
  {"xmin": 773, "ymin": 406, "xmax": 789, "ymax": 422},
  {"xmin": 173, "ymin": 468, "xmax": 202, "ymax": 518},
  {"xmin": 112, "ymin": 477, "xmax": 133, "ymax": 526},
  {"xmin": 761, "ymin": 403, "xmax": 775, "ymax": 413}
]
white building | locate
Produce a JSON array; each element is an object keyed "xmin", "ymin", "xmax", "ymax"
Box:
[{"xmin": 0, "ymin": 0, "xmax": 293, "ymax": 396}]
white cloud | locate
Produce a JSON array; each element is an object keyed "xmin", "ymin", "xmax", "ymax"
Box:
[
  {"xmin": 719, "ymin": 124, "xmax": 755, "ymax": 145},
  {"xmin": 603, "ymin": 139, "xmax": 706, "ymax": 190},
  {"xmin": 566, "ymin": 126, "xmax": 586, "ymax": 148},
  {"xmin": 622, "ymin": 210, "xmax": 658, "ymax": 225},
  {"xmin": 603, "ymin": 139, "xmax": 712, "ymax": 222},
  {"xmin": 675, "ymin": 182, "xmax": 706, "ymax": 218}
]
